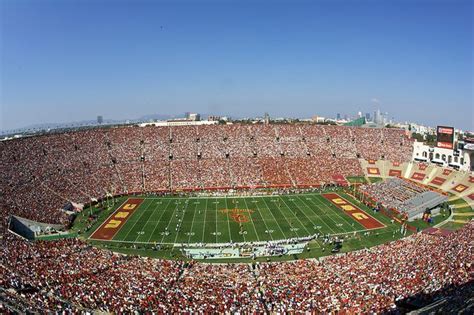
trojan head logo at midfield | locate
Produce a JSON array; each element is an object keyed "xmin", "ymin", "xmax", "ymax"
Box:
[{"xmin": 220, "ymin": 209, "xmax": 254, "ymax": 223}]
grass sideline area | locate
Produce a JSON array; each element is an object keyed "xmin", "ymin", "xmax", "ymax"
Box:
[
  {"xmin": 70, "ymin": 188, "xmax": 449, "ymax": 262},
  {"xmin": 346, "ymin": 176, "xmax": 368, "ymax": 184},
  {"xmin": 434, "ymin": 197, "xmax": 474, "ymax": 231}
]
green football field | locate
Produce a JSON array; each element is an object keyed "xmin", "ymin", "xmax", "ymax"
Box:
[{"xmin": 88, "ymin": 191, "xmax": 387, "ymax": 245}]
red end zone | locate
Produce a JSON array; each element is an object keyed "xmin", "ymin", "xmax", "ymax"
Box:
[
  {"xmin": 90, "ymin": 198, "xmax": 144, "ymax": 240},
  {"xmin": 322, "ymin": 193, "xmax": 385, "ymax": 229}
]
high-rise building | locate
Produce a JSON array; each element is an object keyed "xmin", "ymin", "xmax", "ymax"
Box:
[
  {"xmin": 374, "ymin": 109, "xmax": 382, "ymax": 124},
  {"xmin": 336, "ymin": 113, "xmax": 341, "ymax": 120},
  {"xmin": 97, "ymin": 116, "xmax": 103, "ymax": 124},
  {"xmin": 264, "ymin": 112, "xmax": 270, "ymax": 124},
  {"xmin": 188, "ymin": 113, "xmax": 200, "ymax": 121},
  {"xmin": 365, "ymin": 113, "xmax": 371, "ymax": 121}
]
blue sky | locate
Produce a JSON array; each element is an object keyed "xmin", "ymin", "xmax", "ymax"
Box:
[{"xmin": 1, "ymin": 0, "xmax": 472, "ymax": 131}]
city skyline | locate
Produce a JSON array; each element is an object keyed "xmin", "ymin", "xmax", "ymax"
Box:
[{"xmin": 1, "ymin": 0, "xmax": 473, "ymax": 131}]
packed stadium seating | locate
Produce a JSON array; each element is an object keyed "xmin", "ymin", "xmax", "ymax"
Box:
[
  {"xmin": 0, "ymin": 124, "xmax": 413, "ymax": 228},
  {"xmin": 1, "ymin": 222, "xmax": 472, "ymax": 312},
  {"xmin": 1, "ymin": 123, "xmax": 473, "ymax": 313}
]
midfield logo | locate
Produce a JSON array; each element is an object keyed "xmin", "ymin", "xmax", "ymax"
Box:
[{"xmin": 220, "ymin": 209, "xmax": 254, "ymax": 223}]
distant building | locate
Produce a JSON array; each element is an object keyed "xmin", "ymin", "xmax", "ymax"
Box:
[
  {"xmin": 336, "ymin": 113, "xmax": 341, "ymax": 120},
  {"xmin": 208, "ymin": 115, "xmax": 229, "ymax": 122},
  {"xmin": 188, "ymin": 113, "xmax": 200, "ymax": 121},
  {"xmin": 365, "ymin": 112, "xmax": 371, "ymax": 121},
  {"xmin": 374, "ymin": 109, "xmax": 382, "ymax": 125},
  {"xmin": 311, "ymin": 115, "xmax": 325, "ymax": 123},
  {"xmin": 344, "ymin": 117, "xmax": 366, "ymax": 127},
  {"xmin": 97, "ymin": 116, "xmax": 103, "ymax": 124}
]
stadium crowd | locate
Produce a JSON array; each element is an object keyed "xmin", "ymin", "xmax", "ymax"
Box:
[
  {"xmin": 1, "ymin": 222, "xmax": 472, "ymax": 312},
  {"xmin": 1, "ymin": 123, "xmax": 473, "ymax": 313},
  {"xmin": 0, "ymin": 123, "xmax": 413, "ymax": 228}
]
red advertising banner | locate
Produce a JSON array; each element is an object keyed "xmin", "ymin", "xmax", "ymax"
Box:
[
  {"xmin": 442, "ymin": 169, "xmax": 452, "ymax": 176},
  {"xmin": 389, "ymin": 169, "xmax": 402, "ymax": 177},
  {"xmin": 430, "ymin": 177, "xmax": 446, "ymax": 186},
  {"xmin": 411, "ymin": 172, "xmax": 426, "ymax": 181}
]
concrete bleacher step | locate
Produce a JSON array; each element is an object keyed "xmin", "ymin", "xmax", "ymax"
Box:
[
  {"xmin": 404, "ymin": 162, "xmax": 413, "ymax": 178},
  {"xmin": 424, "ymin": 168, "xmax": 439, "ymax": 185}
]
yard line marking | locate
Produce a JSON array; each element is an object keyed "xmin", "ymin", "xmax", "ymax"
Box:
[
  {"xmin": 225, "ymin": 196, "xmax": 244, "ymax": 243},
  {"xmin": 307, "ymin": 195, "xmax": 355, "ymax": 233},
  {"xmin": 120, "ymin": 199, "xmax": 154, "ymax": 242},
  {"xmin": 296, "ymin": 195, "xmax": 338, "ymax": 234},
  {"xmin": 278, "ymin": 195, "xmax": 313, "ymax": 237},
  {"xmin": 249, "ymin": 197, "xmax": 275, "ymax": 241},
  {"xmin": 306, "ymin": 194, "xmax": 355, "ymax": 233},
  {"xmin": 201, "ymin": 198, "xmax": 209, "ymax": 243},
  {"xmin": 173, "ymin": 199, "xmax": 192, "ymax": 244},
  {"xmin": 261, "ymin": 197, "xmax": 291, "ymax": 239},
  {"xmin": 215, "ymin": 197, "xmax": 219, "ymax": 243},
  {"xmin": 242, "ymin": 197, "xmax": 261, "ymax": 242},
  {"xmin": 159, "ymin": 202, "xmax": 181, "ymax": 244},
  {"xmin": 145, "ymin": 199, "xmax": 173, "ymax": 243},
  {"xmin": 187, "ymin": 198, "xmax": 200, "ymax": 244}
]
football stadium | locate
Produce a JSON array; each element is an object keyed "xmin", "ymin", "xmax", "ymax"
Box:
[
  {"xmin": 2, "ymin": 0, "xmax": 473, "ymax": 313},
  {"xmin": 1, "ymin": 123, "xmax": 473, "ymax": 312}
]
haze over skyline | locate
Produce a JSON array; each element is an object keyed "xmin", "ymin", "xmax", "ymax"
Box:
[{"xmin": 1, "ymin": 0, "xmax": 473, "ymax": 131}]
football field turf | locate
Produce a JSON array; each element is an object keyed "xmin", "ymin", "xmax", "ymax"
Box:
[{"xmin": 89, "ymin": 192, "xmax": 386, "ymax": 245}]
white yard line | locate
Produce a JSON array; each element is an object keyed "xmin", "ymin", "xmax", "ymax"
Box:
[
  {"xmin": 173, "ymin": 200, "xmax": 192, "ymax": 244},
  {"xmin": 278, "ymin": 195, "xmax": 314, "ymax": 237},
  {"xmin": 159, "ymin": 201, "xmax": 181, "ymax": 243},
  {"xmin": 225, "ymin": 196, "xmax": 244, "ymax": 243},
  {"xmin": 145, "ymin": 199, "xmax": 173, "ymax": 243},
  {"xmin": 296, "ymin": 195, "xmax": 338, "ymax": 234},
  {"xmin": 242, "ymin": 197, "xmax": 262, "ymax": 242},
  {"xmin": 201, "ymin": 198, "xmax": 209, "ymax": 243},
  {"xmin": 261, "ymin": 197, "xmax": 291, "ymax": 239},
  {"xmin": 122, "ymin": 200, "xmax": 155, "ymax": 242},
  {"xmin": 313, "ymin": 197, "xmax": 355, "ymax": 233},
  {"xmin": 186, "ymin": 198, "xmax": 200, "ymax": 244},
  {"xmin": 214, "ymin": 198, "xmax": 219, "ymax": 243}
]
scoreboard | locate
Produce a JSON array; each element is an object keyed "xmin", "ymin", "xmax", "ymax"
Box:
[{"xmin": 436, "ymin": 126, "xmax": 454, "ymax": 149}]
